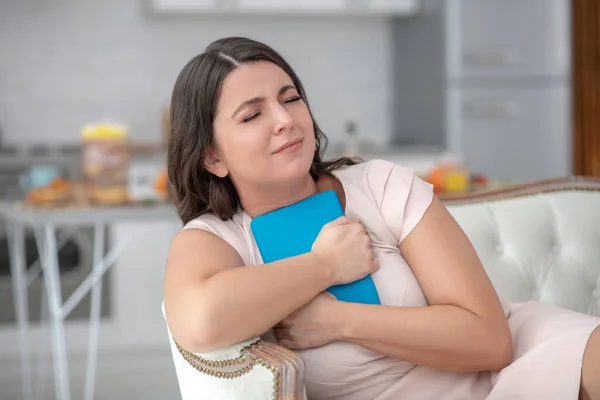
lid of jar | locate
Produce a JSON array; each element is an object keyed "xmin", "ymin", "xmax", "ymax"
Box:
[{"xmin": 81, "ymin": 123, "xmax": 128, "ymax": 140}]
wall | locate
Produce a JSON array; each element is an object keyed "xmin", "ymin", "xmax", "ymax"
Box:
[
  {"xmin": 390, "ymin": 0, "xmax": 447, "ymax": 147},
  {"xmin": 0, "ymin": 0, "xmax": 394, "ymax": 148}
]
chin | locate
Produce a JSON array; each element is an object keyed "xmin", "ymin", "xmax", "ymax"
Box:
[
  {"xmin": 275, "ymin": 152, "xmax": 314, "ymax": 182},
  {"xmin": 285, "ymin": 158, "xmax": 313, "ymax": 179}
]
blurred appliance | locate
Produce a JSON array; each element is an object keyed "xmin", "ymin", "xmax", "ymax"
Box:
[{"xmin": 391, "ymin": 0, "xmax": 571, "ymax": 181}]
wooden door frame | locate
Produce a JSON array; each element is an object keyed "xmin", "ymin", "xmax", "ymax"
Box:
[{"xmin": 572, "ymin": 0, "xmax": 600, "ymax": 177}]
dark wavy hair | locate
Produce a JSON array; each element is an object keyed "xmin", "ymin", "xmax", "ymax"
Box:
[{"xmin": 167, "ymin": 37, "xmax": 358, "ymax": 224}]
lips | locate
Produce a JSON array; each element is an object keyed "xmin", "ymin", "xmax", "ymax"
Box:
[{"xmin": 273, "ymin": 137, "xmax": 303, "ymax": 154}]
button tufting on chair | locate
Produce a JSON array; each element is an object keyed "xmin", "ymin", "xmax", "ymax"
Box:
[{"xmin": 446, "ymin": 186, "xmax": 600, "ymax": 317}]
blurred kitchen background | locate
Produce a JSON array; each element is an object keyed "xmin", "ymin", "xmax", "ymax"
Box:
[{"xmin": 1, "ymin": 0, "xmax": 599, "ymax": 399}]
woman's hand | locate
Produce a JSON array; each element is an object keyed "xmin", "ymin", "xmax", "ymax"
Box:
[
  {"xmin": 273, "ymin": 292, "xmax": 342, "ymax": 350},
  {"xmin": 312, "ymin": 216, "xmax": 379, "ymax": 285}
]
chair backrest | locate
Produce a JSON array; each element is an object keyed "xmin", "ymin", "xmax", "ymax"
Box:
[{"xmin": 443, "ymin": 177, "xmax": 600, "ymax": 317}]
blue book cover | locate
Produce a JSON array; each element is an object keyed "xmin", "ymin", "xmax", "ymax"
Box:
[{"xmin": 250, "ymin": 190, "xmax": 380, "ymax": 305}]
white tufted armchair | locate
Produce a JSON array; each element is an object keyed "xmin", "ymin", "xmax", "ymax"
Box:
[
  {"xmin": 165, "ymin": 176, "xmax": 600, "ymax": 400},
  {"xmin": 444, "ymin": 176, "xmax": 600, "ymax": 317}
]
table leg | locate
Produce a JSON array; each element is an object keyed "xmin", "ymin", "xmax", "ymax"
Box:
[
  {"xmin": 37, "ymin": 224, "xmax": 71, "ymax": 400},
  {"xmin": 83, "ymin": 223, "xmax": 105, "ymax": 400},
  {"xmin": 8, "ymin": 221, "xmax": 33, "ymax": 400},
  {"xmin": 34, "ymin": 287, "xmax": 49, "ymax": 400},
  {"xmin": 33, "ymin": 229, "xmax": 71, "ymax": 400}
]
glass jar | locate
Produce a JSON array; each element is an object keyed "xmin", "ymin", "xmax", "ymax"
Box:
[{"xmin": 81, "ymin": 123, "xmax": 130, "ymax": 205}]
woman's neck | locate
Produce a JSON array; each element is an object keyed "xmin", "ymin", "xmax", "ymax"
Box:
[
  {"xmin": 238, "ymin": 174, "xmax": 319, "ymax": 218},
  {"xmin": 238, "ymin": 173, "xmax": 346, "ymax": 218}
]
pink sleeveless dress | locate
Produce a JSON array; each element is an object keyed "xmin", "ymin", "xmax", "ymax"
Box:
[{"xmin": 183, "ymin": 159, "xmax": 600, "ymax": 400}]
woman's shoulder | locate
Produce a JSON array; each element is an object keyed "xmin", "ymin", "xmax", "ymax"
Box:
[
  {"xmin": 183, "ymin": 212, "xmax": 238, "ymax": 232},
  {"xmin": 336, "ymin": 158, "xmax": 433, "ymax": 242},
  {"xmin": 335, "ymin": 158, "xmax": 419, "ymax": 195},
  {"xmin": 335, "ymin": 158, "xmax": 415, "ymax": 176},
  {"xmin": 181, "ymin": 211, "xmax": 255, "ymax": 265}
]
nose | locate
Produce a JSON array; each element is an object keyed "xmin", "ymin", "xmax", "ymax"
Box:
[{"xmin": 272, "ymin": 102, "xmax": 294, "ymax": 135}]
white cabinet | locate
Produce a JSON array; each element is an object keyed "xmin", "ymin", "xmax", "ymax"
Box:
[
  {"xmin": 370, "ymin": 0, "xmax": 419, "ymax": 13},
  {"xmin": 147, "ymin": 0, "xmax": 420, "ymax": 15},
  {"xmin": 148, "ymin": 0, "xmax": 215, "ymax": 12},
  {"xmin": 448, "ymin": 87, "xmax": 571, "ymax": 180},
  {"xmin": 447, "ymin": 0, "xmax": 571, "ymax": 79},
  {"xmin": 237, "ymin": 0, "xmax": 344, "ymax": 13},
  {"xmin": 345, "ymin": 0, "xmax": 419, "ymax": 14},
  {"xmin": 110, "ymin": 220, "xmax": 182, "ymax": 349}
]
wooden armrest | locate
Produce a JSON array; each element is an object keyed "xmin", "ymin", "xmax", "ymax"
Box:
[
  {"xmin": 174, "ymin": 338, "xmax": 306, "ymax": 400},
  {"xmin": 248, "ymin": 341, "xmax": 306, "ymax": 400}
]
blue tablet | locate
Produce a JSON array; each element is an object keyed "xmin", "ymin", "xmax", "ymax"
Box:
[{"xmin": 250, "ymin": 190, "xmax": 380, "ymax": 305}]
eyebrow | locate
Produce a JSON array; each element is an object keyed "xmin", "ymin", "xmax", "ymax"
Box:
[{"xmin": 231, "ymin": 85, "xmax": 297, "ymax": 118}]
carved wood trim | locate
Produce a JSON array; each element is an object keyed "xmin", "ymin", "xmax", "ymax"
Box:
[{"xmin": 441, "ymin": 176, "xmax": 600, "ymax": 206}]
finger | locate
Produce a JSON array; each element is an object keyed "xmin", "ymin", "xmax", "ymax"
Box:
[
  {"xmin": 372, "ymin": 258, "xmax": 380, "ymax": 272},
  {"xmin": 277, "ymin": 339, "xmax": 299, "ymax": 350},
  {"xmin": 362, "ymin": 235, "xmax": 371, "ymax": 248},
  {"xmin": 323, "ymin": 291, "xmax": 337, "ymax": 300},
  {"xmin": 354, "ymin": 222, "xmax": 367, "ymax": 233},
  {"xmin": 272, "ymin": 327, "xmax": 292, "ymax": 340},
  {"xmin": 324, "ymin": 215, "xmax": 356, "ymax": 228}
]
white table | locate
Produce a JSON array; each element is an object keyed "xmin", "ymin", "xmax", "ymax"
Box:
[{"xmin": 0, "ymin": 202, "xmax": 179, "ymax": 400}]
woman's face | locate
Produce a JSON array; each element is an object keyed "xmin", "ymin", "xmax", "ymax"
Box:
[{"xmin": 207, "ymin": 61, "xmax": 316, "ymax": 190}]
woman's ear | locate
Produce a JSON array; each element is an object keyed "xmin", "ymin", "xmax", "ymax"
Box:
[{"xmin": 204, "ymin": 147, "xmax": 229, "ymax": 178}]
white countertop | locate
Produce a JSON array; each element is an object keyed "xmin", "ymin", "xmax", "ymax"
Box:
[
  {"xmin": 329, "ymin": 144, "xmax": 445, "ymax": 174},
  {"xmin": 0, "ymin": 201, "xmax": 179, "ymax": 226}
]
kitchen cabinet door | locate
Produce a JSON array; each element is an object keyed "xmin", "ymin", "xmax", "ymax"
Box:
[
  {"xmin": 447, "ymin": 86, "xmax": 571, "ymax": 181},
  {"xmin": 345, "ymin": 0, "xmax": 419, "ymax": 14},
  {"xmin": 147, "ymin": 0, "xmax": 419, "ymax": 15},
  {"xmin": 237, "ymin": 0, "xmax": 345, "ymax": 13},
  {"xmin": 446, "ymin": 0, "xmax": 570, "ymax": 79},
  {"xmin": 147, "ymin": 0, "xmax": 218, "ymax": 12},
  {"xmin": 148, "ymin": 0, "xmax": 352, "ymax": 14}
]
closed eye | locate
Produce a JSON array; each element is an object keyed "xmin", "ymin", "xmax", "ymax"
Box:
[
  {"xmin": 242, "ymin": 112, "xmax": 260, "ymax": 123},
  {"xmin": 241, "ymin": 97, "xmax": 302, "ymax": 123}
]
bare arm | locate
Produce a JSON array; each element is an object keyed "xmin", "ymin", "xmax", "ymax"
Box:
[
  {"xmin": 164, "ymin": 228, "xmax": 333, "ymax": 353},
  {"xmin": 164, "ymin": 215, "xmax": 377, "ymax": 354},
  {"xmin": 336, "ymin": 197, "xmax": 513, "ymax": 372}
]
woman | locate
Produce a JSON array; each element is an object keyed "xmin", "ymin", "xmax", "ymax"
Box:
[{"xmin": 164, "ymin": 37, "xmax": 600, "ymax": 399}]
